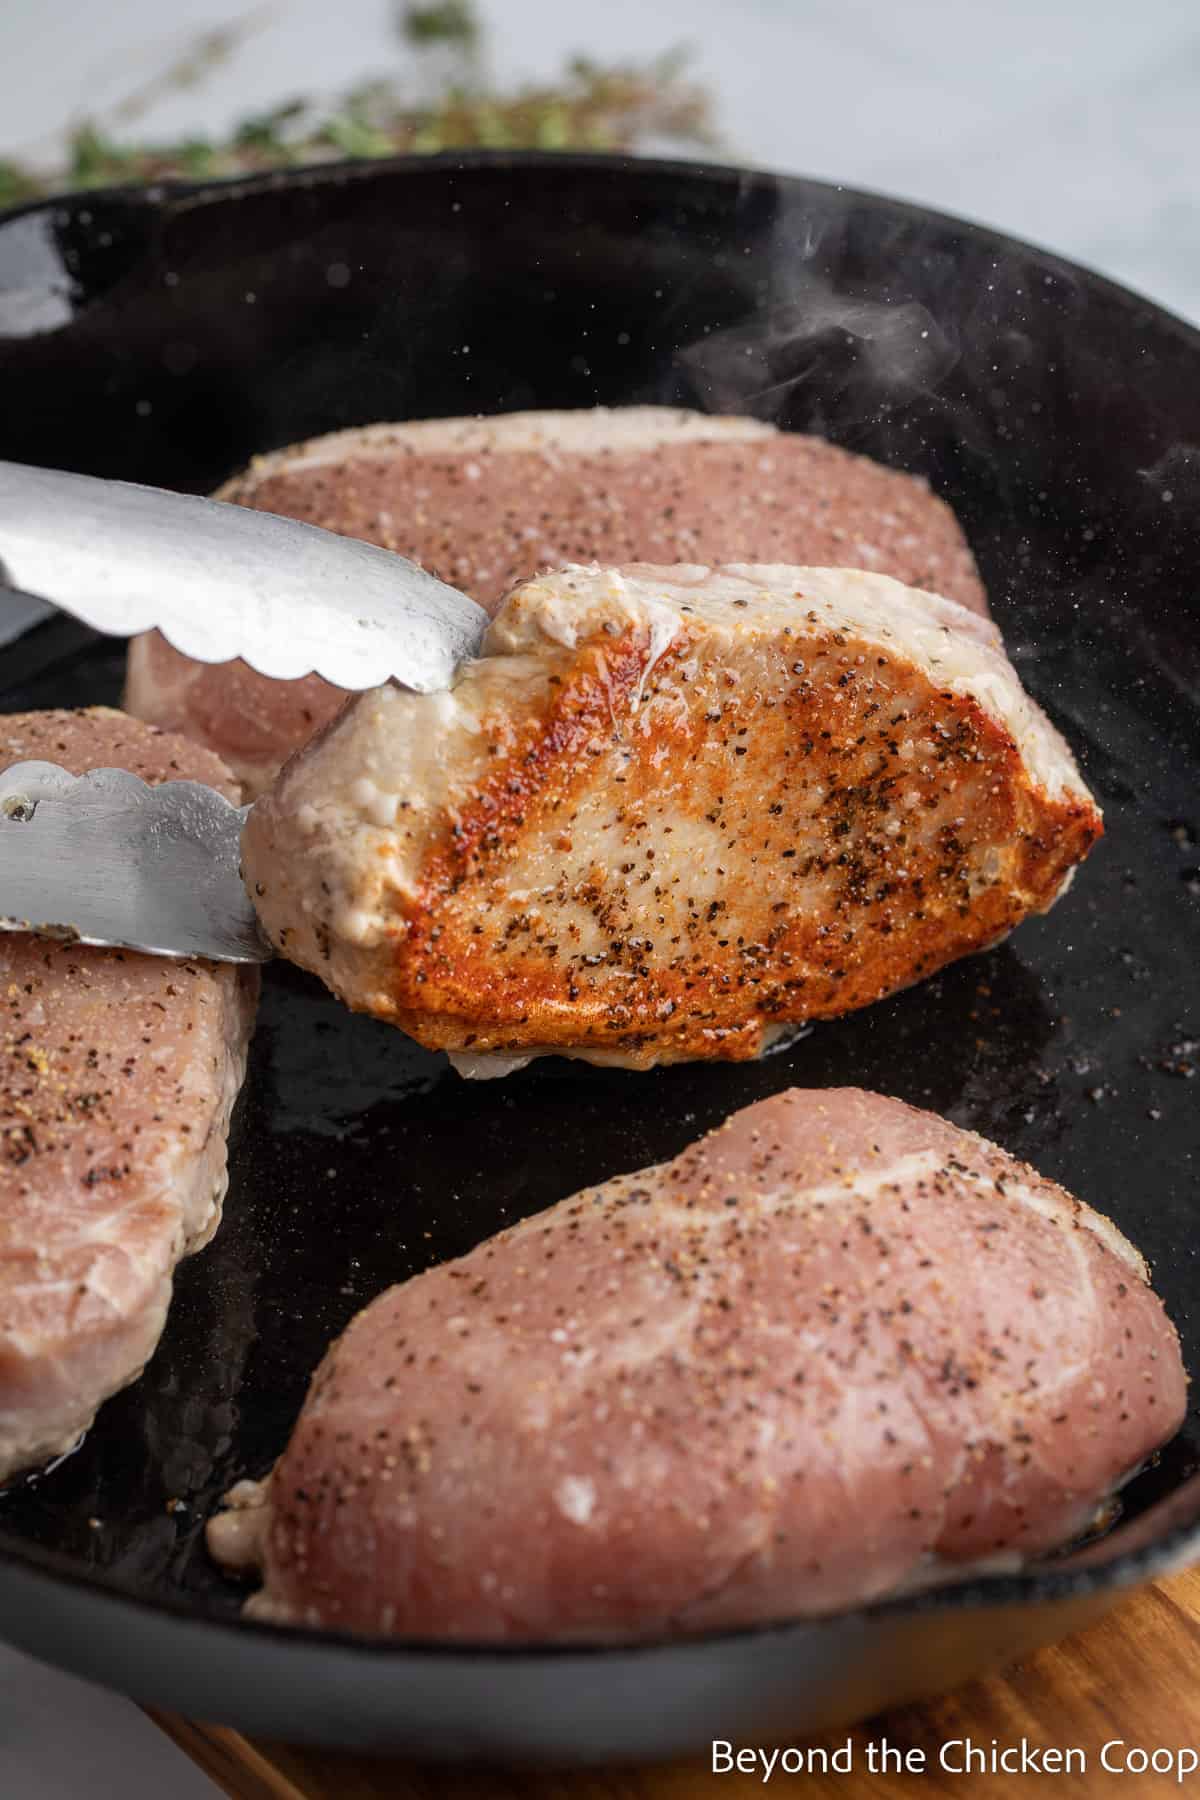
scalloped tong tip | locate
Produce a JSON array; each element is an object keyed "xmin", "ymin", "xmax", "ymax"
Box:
[
  {"xmin": 0, "ymin": 460, "xmax": 488, "ymax": 691},
  {"xmin": 0, "ymin": 763, "xmax": 270, "ymax": 964}
]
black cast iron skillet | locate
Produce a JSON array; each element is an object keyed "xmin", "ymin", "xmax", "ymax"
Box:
[{"xmin": 1, "ymin": 151, "xmax": 1200, "ymax": 1761}]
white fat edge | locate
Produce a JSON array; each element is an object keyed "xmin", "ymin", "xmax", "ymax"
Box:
[
  {"xmin": 711, "ymin": 1149, "xmax": 946, "ymax": 1227},
  {"xmin": 207, "ymin": 1474, "xmax": 272, "ymax": 1573},
  {"xmin": 304, "ymin": 665, "xmax": 549, "ymax": 949},
  {"xmin": 621, "ymin": 584, "xmax": 685, "ymax": 712},
  {"xmin": 445, "ymin": 1038, "xmax": 690, "ymax": 1079},
  {"xmin": 444, "ymin": 1023, "xmax": 807, "ymax": 1082},
  {"xmin": 639, "ymin": 1145, "xmax": 1104, "ymax": 1248},
  {"xmin": 447, "ymin": 1049, "xmax": 537, "ymax": 1080},
  {"xmin": 217, "ymin": 407, "xmax": 776, "ymax": 487},
  {"xmin": 242, "ymin": 1589, "xmax": 301, "ymax": 1625},
  {"xmin": 760, "ymin": 1021, "xmax": 815, "ymax": 1057},
  {"xmin": 638, "ymin": 594, "xmax": 685, "ymax": 704},
  {"xmin": 894, "ymin": 1470, "xmax": 1139, "ymax": 1595},
  {"xmin": 996, "ymin": 1174, "xmax": 1147, "ymax": 1279},
  {"xmin": 891, "ymin": 1549, "xmax": 1028, "ymax": 1597},
  {"xmin": 445, "ymin": 1039, "xmax": 656, "ymax": 1078},
  {"xmin": 519, "ymin": 565, "xmax": 682, "ymax": 711},
  {"xmin": 1045, "ymin": 864, "xmax": 1077, "ymax": 910},
  {"xmin": 590, "ymin": 563, "xmax": 1092, "ymax": 807}
]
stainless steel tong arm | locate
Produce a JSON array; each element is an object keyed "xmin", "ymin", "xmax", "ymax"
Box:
[
  {"xmin": 0, "ymin": 460, "xmax": 487, "ymax": 692},
  {"xmin": 0, "ymin": 761, "xmax": 270, "ymax": 964}
]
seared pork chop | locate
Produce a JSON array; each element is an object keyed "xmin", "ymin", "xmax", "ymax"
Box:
[
  {"xmin": 242, "ymin": 563, "xmax": 1101, "ymax": 1073},
  {"xmin": 0, "ymin": 709, "xmax": 258, "ymax": 1481},
  {"xmin": 209, "ymin": 1088, "xmax": 1185, "ymax": 1640},
  {"xmin": 124, "ymin": 407, "xmax": 986, "ymax": 793}
]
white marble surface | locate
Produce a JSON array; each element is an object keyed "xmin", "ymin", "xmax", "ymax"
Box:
[
  {"xmin": 2, "ymin": 0, "xmax": 1198, "ymax": 322},
  {"xmin": 0, "ymin": 1645, "xmax": 218, "ymax": 1800},
  {"xmin": 1, "ymin": 2, "xmax": 1198, "ymax": 1795}
]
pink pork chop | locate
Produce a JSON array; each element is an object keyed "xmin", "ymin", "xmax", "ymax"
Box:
[
  {"xmin": 0, "ymin": 708, "xmax": 259, "ymax": 1481},
  {"xmin": 124, "ymin": 407, "xmax": 988, "ymax": 794},
  {"xmin": 209, "ymin": 1088, "xmax": 1185, "ymax": 1641}
]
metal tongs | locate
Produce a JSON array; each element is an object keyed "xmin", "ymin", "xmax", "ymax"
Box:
[
  {"xmin": 0, "ymin": 460, "xmax": 486, "ymax": 690},
  {"xmin": 0, "ymin": 460, "xmax": 490, "ymax": 964}
]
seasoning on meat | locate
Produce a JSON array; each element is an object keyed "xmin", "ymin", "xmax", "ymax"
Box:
[
  {"xmin": 242, "ymin": 562, "xmax": 1101, "ymax": 1073},
  {"xmin": 208, "ymin": 1088, "xmax": 1185, "ymax": 1640},
  {"xmin": 0, "ymin": 708, "xmax": 259, "ymax": 1481},
  {"xmin": 124, "ymin": 407, "xmax": 987, "ymax": 794}
]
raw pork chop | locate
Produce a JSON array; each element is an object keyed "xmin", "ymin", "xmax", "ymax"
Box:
[
  {"xmin": 242, "ymin": 563, "xmax": 1101, "ymax": 1073},
  {"xmin": 124, "ymin": 407, "xmax": 986, "ymax": 793},
  {"xmin": 0, "ymin": 709, "xmax": 258, "ymax": 1481},
  {"xmin": 208, "ymin": 1088, "xmax": 1185, "ymax": 1640}
]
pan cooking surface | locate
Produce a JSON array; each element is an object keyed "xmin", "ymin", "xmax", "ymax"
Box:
[{"xmin": 1, "ymin": 153, "xmax": 1199, "ymax": 1756}]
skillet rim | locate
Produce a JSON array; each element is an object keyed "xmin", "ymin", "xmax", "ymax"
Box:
[
  {"xmin": 3, "ymin": 145, "xmax": 1199, "ymax": 352},
  {"xmin": 1, "ymin": 146, "xmax": 1198, "ymax": 1665},
  {"xmin": 4, "ymin": 1471, "xmax": 1200, "ymax": 1659}
]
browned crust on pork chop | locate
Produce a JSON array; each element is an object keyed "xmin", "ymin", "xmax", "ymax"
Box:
[
  {"xmin": 389, "ymin": 636, "xmax": 1093, "ymax": 1063},
  {"xmin": 125, "ymin": 407, "xmax": 986, "ymax": 794},
  {"xmin": 244, "ymin": 566, "xmax": 1100, "ymax": 1070}
]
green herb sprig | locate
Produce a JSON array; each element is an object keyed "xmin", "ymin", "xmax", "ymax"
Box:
[{"xmin": 0, "ymin": 4, "xmax": 717, "ymax": 210}]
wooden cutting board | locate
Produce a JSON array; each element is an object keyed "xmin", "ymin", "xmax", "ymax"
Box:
[{"xmin": 149, "ymin": 1565, "xmax": 1200, "ymax": 1798}]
